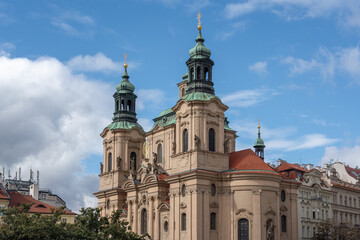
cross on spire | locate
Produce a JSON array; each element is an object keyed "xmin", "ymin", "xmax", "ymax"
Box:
[
  {"xmin": 197, "ymin": 11, "xmax": 202, "ymax": 30},
  {"xmin": 124, "ymin": 52, "xmax": 128, "ymax": 69}
]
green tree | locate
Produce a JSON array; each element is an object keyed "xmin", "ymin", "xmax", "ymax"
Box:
[
  {"xmin": 312, "ymin": 220, "xmax": 360, "ymax": 240},
  {"xmin": 0, "ymin": 204, "xmax": 148, "ymax": 240}
]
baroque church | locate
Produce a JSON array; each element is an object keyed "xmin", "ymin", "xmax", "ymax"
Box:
[{"xmin": 94, "ymin": 15, "xmax": 299, "ymax": 240}]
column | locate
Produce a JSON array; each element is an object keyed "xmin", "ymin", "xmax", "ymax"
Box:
[
  {"xmin": 252, "ymin": 189, "xmax": 262, "ymax": 240},
  {"xmin": 133, "ymin": 199, "xmax": 138, "ymax": 234},
  {"xmin": 149, "ymin": 197, "xmax": 154, "ymax": 237},
  {"xmin": 154, "ymin": 197, "xmax": 160, "ymax": 240}
]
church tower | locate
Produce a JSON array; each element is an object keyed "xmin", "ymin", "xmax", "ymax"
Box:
[
  {"xmin": 169, "ymin": 12, "xmax": 237, "ymax": 174},
  {"xmin": 95, "ymin": 55, "xmax": 145, "ymax": 216},
  {"xmin": 254, "ymin": 121, "xmax": 265, "ymax": 160}
]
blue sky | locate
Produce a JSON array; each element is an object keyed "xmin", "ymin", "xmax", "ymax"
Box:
[{"xmin": 1, "ymin": 0, "xmax": 360, "ymax": 211}]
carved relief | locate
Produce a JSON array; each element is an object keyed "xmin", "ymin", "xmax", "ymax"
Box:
[
  {"xmin": 280, "ymin": 205, "xmax": 288, "ymax": 212},
  {"xmin": 209, "ymin": 202, "xmax": 219, "ymax": 208},
  {"xmin": 264, "ymin": 206, "xmax": 276, "ymax": 216},
  {"xmin": 180, "ymin": 202, "xmax": 187, "ymax": 209}
]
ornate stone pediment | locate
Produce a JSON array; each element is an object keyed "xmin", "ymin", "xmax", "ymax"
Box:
[
  {"xmin": 180, "ymin": 202, "xmax": 187, "ymax": 209},
  {"xmin": 209, "ymin": 202, "xmax": 219, "ymax": 208},
  {"xmin": 265, "ymin": 206, "xmax": 276, "ymax": 216},
  {"xmin": 280, "ymin": 205, "xmax": 288, "ymax": 212},
  {"xmin": 158, "ymin": 202, "xmax": 170, "ymax": 211},
  {"xmin": 236, "ymin": 208, "xmax": 253, "ymax": 216}
]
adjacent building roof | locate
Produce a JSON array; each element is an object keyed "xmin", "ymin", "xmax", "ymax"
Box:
[
  {"xmin": 8, "ymin": 191, "xmax": 76, "ymax": 215},
  {"xmin": 345, "ymin": 165, "xmax": 360, "ymax": 180},
  {"xmin": 0, "ymin": 185, "xmax": 9, "ymax": 200},
  {"xmin": 229, "ymin": 149, "xmax": 279, "ymax": 174},
  {"xmin": 275, "ymin": 162, "xmax": 307, "ymax": 173}
]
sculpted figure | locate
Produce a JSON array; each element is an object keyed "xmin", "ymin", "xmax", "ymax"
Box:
[
  {"xmin": 194, "ymin": 135, "xmax": 201, "ymax": 150},
  {"xmin": 116, "ymin": 156, "xmax": 121, "ymax": 170},
  {"xmin": 100, "ymin": 162, "xmax": 103, "ymax": 174},
  {"xmin": 152, "ymin": 152, "xmax": 158, "ymax": 165},
  {"xmin": 266, "ymin": 220, "xmax": 274, "ymax": 240}
]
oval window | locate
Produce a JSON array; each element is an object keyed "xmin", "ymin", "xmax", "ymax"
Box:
[
  {"xmin": 181, "ymin": 184, "xmax": 186, "ymax": 197},
  {"xmin": 281, "ymin": 190, "xmax": 286, "ymax": 202},
  {"xmin": 211, "ymin": 183, "xmax": 216, "ymax": 196},
  {"xmin": 164, "ymin": 221, "xmax": 169, "ymax": 232}
]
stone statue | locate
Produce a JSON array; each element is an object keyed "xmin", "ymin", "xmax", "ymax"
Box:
[
  {"xmin": 266, "ymin": 220, "xmax": 274, "ymax": 240},
  {"xmin": 124, "ymin": 174, "xmax": 128, "ymax": 180},
  {"xmin": 172, "ymin": 141, "xmax": 176, "ymax": 155},
  {"xmin": 116, "ymin": 156, "xmax": 121, "ymax": 170},
  {"xmin": 130, "ymin": 155, "xmax": 136, "ymax": 171},
  {"xmin": 100, "ymin": 162, "xmax": 103, "ymax": 174},
  {"xmin": 152, "ymin": 152, "xmax": 158, "ymax": 165},
  {"xmin": 224, "ymin": 138, "xmax": 229, "ymax": 154},
  {"xmin": 146, "ymin": 163, "xmax": 152, "ymax": 174},
  {"xmin": 194, "ymin": 135, "xmax": 201, "ymax": 150}
]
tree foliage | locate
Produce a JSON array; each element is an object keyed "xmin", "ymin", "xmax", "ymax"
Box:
[
  {"xmin": 0, "ymin": 204, "xmax": 148, "ymax": 240},
  {"xmin": 312, "ymin": 220, "xmax": 360, "ymax": 240}
]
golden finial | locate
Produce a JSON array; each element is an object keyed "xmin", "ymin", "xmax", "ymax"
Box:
[
  {"xmin": 258, "ymin": 119, "xmax": 261, "ymax": 129},
  {"xmin": 124, "ymin": 52, "xmax": 128, "ymax": 69},
  {"xmin": 197, "ymin": 11, "xmax": 202, "ymax": 31}
]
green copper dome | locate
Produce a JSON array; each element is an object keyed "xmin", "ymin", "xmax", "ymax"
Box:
[
  {"xmin": 189, "ymin": 31, "xmax": 211, "ymax": 59},
  {"xmin": 254, "ymin": 137, "xmax": 265, "ymax": 147},
  {"xmin": 116, "ymin": 69, "xmax": 135, "ymax": 93}
]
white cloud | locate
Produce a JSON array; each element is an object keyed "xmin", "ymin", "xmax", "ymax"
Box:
[
  {"xmin": 338, "ymin": 46, "xmax": 360, "ymax": 79},
  {"xmin": 249, "ymin": 61, "xmax": 268, "ymax": 75},
  {"xmin": 321, "ymin": 145, "xmax": 360, "ymax": 167},
  {"xmin": 267, "ymin": 134, "xmax": 338, "ymax": 151},
  {"xmin": 284, "ymin": 46, "xmax": 360, "ymax": 83},
  {"xmin": 138, "ymin": 118, "xmax": 154, "ymax": 132},
  {"xmin": 222, "ymin": 88, "xmax": 279, "ymax": 107},
  {"xmin": 224, "ymin": 0, "xmax": 360, "ymax": 29},
  {"xmin": 0, "ymin": 55, "xmax": 114, "ymax": 211},
  {"xmin": 136, "ymin": 89, "xmax": 166, "ymax": 111},
  {"xmin": 66, "ymin": 52, "xmax": 140, "ymax": 74},
  {"xmin": 0, "ymin": 42, "xmax": 15, "ymax": 57},
  {"xmin": 51, "ymin": 11, "xmax": 95, "ymax": 36},
  {"xmin": 216, "ymin": 21, "xmax": 246, "ymax": 41}
]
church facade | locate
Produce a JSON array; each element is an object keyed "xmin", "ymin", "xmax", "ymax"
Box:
[{"xmin": 94, "ymin": 20, "xmax": 299, "ymax": 240}]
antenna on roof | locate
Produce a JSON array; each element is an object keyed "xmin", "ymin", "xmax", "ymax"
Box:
[
  {"xmin": 8, "ymin": 170, "xmax": 11, "ymax": 179},
  {"xmin": 37, "ymin": 170, "xmax": 39, "ymax": 185},
  {"xmin": 2, "ymin": 167, "xmax": 4, "ymax": 181},
  {"xmin": 15, "ymin": 171, "xmax": 17, "ymax": 180},
  {"xmin": 19, "ymin": 167, "xmax": 21, "ymax": 181}
]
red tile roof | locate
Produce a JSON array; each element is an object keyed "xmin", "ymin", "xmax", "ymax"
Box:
[
  {"xmin": 345, "ymin": 166, "xmax": 360, "ymax": 180},
  {"xmin": 8, "ymin": 192, "xmax": 76, "ymax": 215},
  {"xmin": 229, "ymin": 149, "xmax": 279, "ymax": 174},
  {"xmin": 275, "ymin": 162, "xmax": 307, "ymax": 172},
  {"xmin": 0, "ymin": 187, "xmax": 9, "ymax": 200}
]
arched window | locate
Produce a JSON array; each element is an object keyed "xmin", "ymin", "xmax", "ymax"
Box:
[
  {"xmin": 157, "ymin": 144, "xmax": 162, "ymax": 163},
  {"xmin": 130, "ymin": 152, "xmax": 137, "ymax": 171},
  {"xmin": 196, "ymin": 66, "xmax": 201, "ymax": 80},
  {"xmin": 183, "ymin": 129, "xmax": 188, "ymax": 152},
  {"xmin": 121, "ymin": 100, "xmax": 125, "ymax": 111},
  {"xmin": 181, "ymin": 213, "xmax": 186, "ymax": 231},
  {"xmin": 190, "ymin": 68, "xmax": 194, "ymax": 81},
  {"xmin": 204, "ymin": 67, "xmax": 209, "ymax": 81},
  {"xmin": 108, "ymin": 152, "xmax": 112, "ymax": 172},
  {"xmin": 116, "ymin": 100, "xmax": 119, "ymax": 112},
  {"xmin": 281, "ymin": 215, "xmax": 287, "ymax": 232},
  {"xmin": 164, "ymin": 221, "xmax": 169, "ymax": 232},
  {"xmin": 210, "ymin": 212, "xmax": 216, "ymax": 230},
  {"xmin": 209, "ymin": 128, "xmax": 215, "ymax": 152},
  {"xmin": 181, "ymin": 184, "xmax": 186, "ymax": 197},
  {"xmin": 141, "ymin": 209, "xmax": 147, "ymax": 234},
  {"xmin": 238, "ymin": 218, "xmax": 249, "ymax": 240}
]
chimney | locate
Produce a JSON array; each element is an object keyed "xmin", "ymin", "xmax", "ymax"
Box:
[
  {"xmin": 19, "ymin": 167, "xmax": 21, "ymax": 181},
  {"xmin": 30, "ymin": 183, "xmax": 39, "ymax": 200},
  {"xmin": 36, "ymin": 170, "xmax": 39, "ymax": 185}
]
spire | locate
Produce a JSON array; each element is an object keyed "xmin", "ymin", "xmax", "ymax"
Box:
[
  {"xmin": 254, "ymin": 119, "xmax": 265, "ymax": 160},
  {"xmin": 185, "ymin": 12, "xmax": 215, "ymax": 95},
  {"xmin": 111, "ymin": 53, "xmax": 140, "ymax": 126}
]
